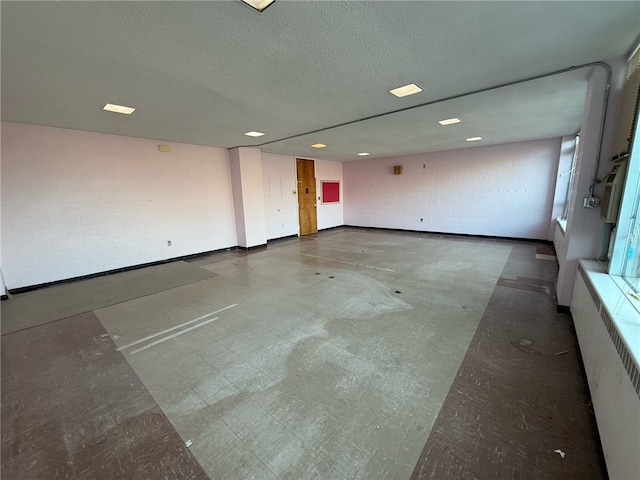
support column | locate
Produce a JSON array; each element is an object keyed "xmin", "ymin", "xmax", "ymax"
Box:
[
  {"xmin": 229, "ymin": 147, "xmax": 267, "ymax": 248},
  {"xmin": 556, "ymin": 62, "xmax": 624, "ymax": 307}
]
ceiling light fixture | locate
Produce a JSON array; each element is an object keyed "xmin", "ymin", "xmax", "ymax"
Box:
[
  {"xmin": 438, "ymin": 117, "xmax": 461, "ymax": 126},
  {"xmin": 389, "ymin": 83, "xmax": 423, "ymax": 98},
  {"xmin": 240, "ymin": 0, "xmax": 276, "ymax": 12},
  {"xmin": 311, "ymin": 143, "xmax": 327, "ymax": 149},
  {"xmin": 244, "ymin": 131, "xmax": 265, "ymax": 137},
  {"xmin": 466, "ymin": 137, "xmax": 483, "ymax": 142},
  {"xmin": 357, "ymin": 152, "xmax": 370, "ymax": 156},
  {"xmin": 103, "ymin": 103, "xmax": 136, "ymax": 115}
]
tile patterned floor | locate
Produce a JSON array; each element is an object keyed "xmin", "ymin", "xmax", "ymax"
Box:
[
  {"xmin": 93, "ymin": 229, "xmax": 511, "ymax": 479},
  {"xmin": 1, "ymin": 228, "xmax": 607, "ymax": 479},
  {"xmin": 1, "ymin": 312, "xmax": 206, "ymax": 479},
  {"xmin": 410, "ymin": 244, "xmax": 607, "ymax": 479}
]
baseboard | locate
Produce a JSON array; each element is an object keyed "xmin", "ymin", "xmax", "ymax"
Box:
[
  {"xmin": 238, "ymin": 244, "xmax": 268, "ymax": 251},
  {"xmin": 267, "ymin": 234, "xmax": 298, "ymax": 243},
  {"xmin": 7, "ymin": 246, "xmax": 239, "ymax": 295},
  {"xmin": 318, "ymin": 225, "xmax": 345, "ymax": 232},
  {"xmin": 342, "ymin": 225, "xmax": 553, "ymax": 244},
  {"xmin": 6, "ymin": 226, "xmax": 553, "ymax": 295},
  {"xmin": 1, "ymin": 294, "xmax": 8, "ymax": 301}
]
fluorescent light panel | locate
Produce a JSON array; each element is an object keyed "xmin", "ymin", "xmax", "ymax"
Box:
[
  {"xmin": 244, "ymin": 131, "xmax": 265, "ymax": 137},
  {"xmin": 103, "ymin": 103, "xmax": 135, "ymax": 115},
  {"xmin": 311, "ymin": 143, "xmax": 327, "ymax": 149},
  {"xmin": 438, "ymin": 117, "xmax": 461, "ymax": 126},
  {"xmin": 389, "ymin": 83, "xmax": 423, "ymax": 98},
  {"xmin": 466, "ymin": 137, "xmax": 482, "ymax": 142},
  {"xmin": 357, "ymin": 152, "xmax": 370, "ymax": 156},
  {"xmin": 241, "ymin": 0, "xmax": 275, "ymax": 12}
]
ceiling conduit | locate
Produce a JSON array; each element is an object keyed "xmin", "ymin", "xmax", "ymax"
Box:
[{"xmin": 235, "ymin": 62, "xmax": 612, "ymax": 197}]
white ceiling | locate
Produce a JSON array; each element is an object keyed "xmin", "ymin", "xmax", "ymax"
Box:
[{"xmin": 2, "ymin": 1, "xmax": 639, "ymax": 161}]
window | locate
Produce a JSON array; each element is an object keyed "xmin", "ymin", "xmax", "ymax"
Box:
[
  {"xmin": 610, "ymin": 44, "xmax": 640, "ymax": 291},
  {"xmin": 621, "ymin": 181, "xmax": 640, "ymax": 290},
  {"xmin": 616, "ymin": 123, "xmax": 640, "ymax": 291},
  {"xmin": 561, "ymin": 135, "xmax": 580, "ymax": 220}
]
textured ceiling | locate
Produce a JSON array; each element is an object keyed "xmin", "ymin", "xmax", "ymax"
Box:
[{"xmin": 2, "ymin": 1, "xmax": 639, "ymax": 161}]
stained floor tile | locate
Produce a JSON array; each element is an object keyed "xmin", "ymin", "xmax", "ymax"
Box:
[
  {"xmin": 1, "ymin": 312, "xmax": 207, "ymax": 479},
  {"xmin": 410, "ymin": 244, "xmax": 607, "ymax": 480},
  {"xmin": 1, "ymin": 229, "xmax": 607, "ymax": 480}
]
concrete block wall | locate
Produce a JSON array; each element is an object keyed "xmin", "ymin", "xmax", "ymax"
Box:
[
  {"xmin": 316, "ymin": 159, "xmax": 344, "ymax": 230},
  {"xmin": 0, "ymin": 174, "xmax": 4, "ymax": 295},
  {"xmin": 229, "ymin": 148, "xmax": 267, "ymax": 248},
  {"xmin": 261, "ymin": 156, "xmax": 344, "ymax": 237},
  {"xmin": 261, "ymin": 153, "xmax": 298, "ymax": 240},
  {"xmin": 1, "ymin": 122, "xmax": 237, "ymax": 289},
  {"xmin": 344, "ymin": 138, "xmax": 562, "ymax": 240},
  {"xmin": 556, "ymin": 62, "xmax": 627, "ymax": 307}
]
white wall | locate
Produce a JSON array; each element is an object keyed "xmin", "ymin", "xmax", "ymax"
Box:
[
  {"xmin": 229, "ymin": 147, "xmax": 267, "ymax": 248},
  {"xmin": 0, "ymin": 167, "xmax": 4, "ymax": 295},
  {"xmin": 344, "ymin": 138, "xmax": 562, "ymax": 240},
  {"xmin": 556, "ymin": 61, "xmax": 626, "ymax": 306},
  {"xmin": 261, "ymin": 153, "xmax": 298, "ymax": 240},
  {"xmin": 1, "ymin": 122, "xmax": 237, "ymax": 289},
  {"xmin": 261, "ymin": 155, "xmax": 344, "ymax": 237},
  {"xmin": 229, "ymin": 153, "xmax": 248, "ymax": 248},
  {"xmin": 554, "ymin": 222, "xmax": 569, "ymax": 294},
  {"xmin": 315, "ymin": 159, "xmax": 344, "ymax": 230},
  {"xmin": 551, "ymin": 136, "xmax": 577, "ymax": 289}
]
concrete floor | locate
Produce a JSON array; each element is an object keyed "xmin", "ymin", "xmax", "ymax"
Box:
[{"xmin": 1, "ymin": 228, "xmax": 606, "ymax": 479}]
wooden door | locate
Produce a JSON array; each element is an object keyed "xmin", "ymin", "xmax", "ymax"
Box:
[{"xmin": 296, "ymin": 158, "xmax": 317, "ymax": 235}]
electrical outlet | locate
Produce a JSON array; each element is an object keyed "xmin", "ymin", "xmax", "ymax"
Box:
[{"xmin": 583, "ymin": 196, "xmax": 600, "ymax": 208}]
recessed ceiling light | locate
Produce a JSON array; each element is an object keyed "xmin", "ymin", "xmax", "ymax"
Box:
[
  {"xmin": 357, "ymin": 152, "xmax": 370, "ymax": 156},
  {"xmin": 389, "ymin": 83, "xmax": 423, "ymax": 98},
  {"xmin": 438, "ymin": 117, "xmax": 461, "ymax": 126},
  {"xmin": 311, "ymin": 143, "xmax": 327, "ymax": 149},
  {"xmin": 241, "ymin": 0, "xmax": 275, "ymax": 12},
  {"xmin": 466, "ymin": 137, "xmax": 483, "ymax": 142},
  {"xmin": 103, "ymin": 103, "xmax": 135, "ymax": 115},
  {"xmin": 244, "ymin": 131, "xmax": 265, "ymax": 137}
]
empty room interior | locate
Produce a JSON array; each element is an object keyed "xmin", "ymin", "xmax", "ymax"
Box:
[{"xmin": 2, "ymin": 2, "xmax": 640, "ymax": 479}]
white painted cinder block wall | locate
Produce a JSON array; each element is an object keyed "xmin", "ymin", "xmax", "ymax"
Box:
[
  {"xmin": 0, "ymin": 172, "xmax": 5, "ymax": 295},
  {"xmin": 261, "ymin": 156, "xmax": 344, "ymax": 237},
  {"xmin": 344, "ymin": 138, "xmax": 562, "ymax": 240},
  {"xmin": 261, "ymin": 153, "xmax": 298, "ymax": 240},
  {"xmin": 229, "ymin": 147, "xmax": 267, "ymax": 248},
  {"xmin": 315, "ymin": 159, "xmax": 344, "ymax": 230},
  {"xmin": 555, "ymin": 62, "xmax": 626, "ymax": 307},
  {"xmin": 1, "ymin": 122, "xmax": 237, "ymax": 289}
]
